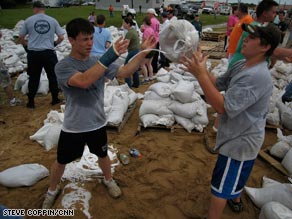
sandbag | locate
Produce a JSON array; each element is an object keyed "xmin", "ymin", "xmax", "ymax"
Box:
[
  {"xmin": 281, "ymin": 148, "xmax": 292, "ymax": 175},
  {"xmin": 259, "ymin": 201, "xmax": 292, "ymax": 219},
  {"xmin": 244, "ymin": 183, "xmax": 292, "ymax": 209},
  {"xmin": 0, "ymin": 163, "xmax": 49, "ymax": 187},
  {"xmin": 159, "ymin": 19, "xmax": 199, "ymax": 63}
]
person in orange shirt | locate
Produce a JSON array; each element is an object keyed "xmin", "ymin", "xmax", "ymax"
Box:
[{"xmin": 227, "ymin": 3, "xmax": 253, "ymax": 61}]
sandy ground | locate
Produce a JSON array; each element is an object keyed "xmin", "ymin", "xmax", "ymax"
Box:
[{"xmin": 0, "ymin": 60, "xmax": 291, "ymax": 219}]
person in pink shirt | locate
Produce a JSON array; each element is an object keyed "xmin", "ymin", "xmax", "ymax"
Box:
[
  {"xmin": 146, "ymin": 8, "xmax": 160, "ymax": 74},
  {"xmin": 224, "ymin": 6, "xmax": 239, "ymax": 52},
  {"xmin": 140, "ymin": 16, "xmax": 157, "ymax": 83}
]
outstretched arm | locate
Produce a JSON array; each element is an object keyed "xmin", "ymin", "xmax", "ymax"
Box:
[{"xmin": 117, "ymin": 35, "xmax": 157, "ymax": 77}]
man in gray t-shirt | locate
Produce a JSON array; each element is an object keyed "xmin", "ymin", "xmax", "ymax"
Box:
[
  {"xmin": 19, "ymin": 1, "xmax": 65, "ymax": 108},
  {"xmin": 41, "ymin": 18, "xmax": 156, "ymax": 209},
  {"xmin": 181, "ymin": 23, "xmax": 281, "ymax": 219}
]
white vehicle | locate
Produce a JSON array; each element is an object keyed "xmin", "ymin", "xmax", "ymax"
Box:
[
  {"xmin": 122, "ymin": 5, "xmax": 136, "ymax": 18},
  {"xmin": 219, "ymin": 5, "xmax": 231, "ymax": 15},
  {"xmin": 39, "ymin": 0, "xmax": 63, "ymax": 7}
]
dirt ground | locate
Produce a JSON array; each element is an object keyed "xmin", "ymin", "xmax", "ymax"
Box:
[{"xmin": 0, "ymin": 46, "xmax": 291, "ymax": 219}]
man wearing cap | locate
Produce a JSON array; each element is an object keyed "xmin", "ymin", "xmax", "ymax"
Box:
[
  {"xmin": 147, "ymin": 8, "xmax": 160, "ymax": 74},
  {"xmin": 19, "ymin": 1, "xmax": 65, "ymax": 108},
  {"xmin": 181, "ymin": 22, "xmax": 281, "ymax": 219}
]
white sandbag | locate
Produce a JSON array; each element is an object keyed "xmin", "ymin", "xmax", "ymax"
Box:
[
  {"xmin": 259, "ymin": 201, "xmax": 292, "ymax": 219},
  {"xmin": 148, "ymin": 82, "xmax": 172, "ymax": 98},
  {"xmin": 155, "ymin": 114, "xmax": 175, "ymax": 127},
  {"xmin": 281, "ymin": 148, "xmax": 292, "ymax": 175},
  {"xmin": 30, "ymin": 123, "xmax": 62, "ymax": 151},
  {"xmin": 159, "ymin": 19, "xmax": 199, "ymax": 63},
  {"xmin": 262, "ymin": 176, "xmax": 282, "ymax": 188},
  {"xmin": 3, "ymin": 54, "xmax": 19, "ymax": 65},
  {"xmin": 270, "ymin": 141, "xmax": 291, "ymax": 159},
  {"xmin": 277, "ymin": 101, "xmax": 292, "ymax": 130},
  {"xmin": 140, "ymin": 114, "xmax": 160, "ymax": 127},
  {"xmin": 20, "ymin": 76, "xmax": 49, "ymax": 95},
  {"xmin": 170, "ymin": 72, "xmax": 184, "ymax": 82},
  {"xmin": 244, "ymin": 183, "xmax": 292, "ymax": 209},
  {"xmin": 192, "ymin": 110, "xmax": 209, "ymax": 126},
  {"xmin": 174, "ymin": 115, "xmax": 196, "ymax": 133},
  {"xmin": 275, "ymin": 128, "xmax": 292, "ymax": 146},
  {"xmin": 30, "ymin": 110, "xmax": 63, "ymax": 151},
  {"xmin": 37, "ymin": 73, "xmax": 49, "ymax": 95},
  {"xmin": 266, "ymin": 107, "xmax": 280, "ymax": 126},
  {"xmin": 0, "ymin": 163, "xmax": 49, "ymax": 187},
  {"xmin": 168, "ymin": 101, "xmax": 201, "ymax": 119},
  {"xmin": 156, "ymin": 73, "xmax": 171, "ymax": 83},
  {"xmin": 107, "ymin": 91, "xmax": 129, "ymax": 125},
  {"xmin": 157, "ymin": 67, "xmax": 168, "ymax": 76},
  {"xmin": 139, "ymin": 99, "xmax": 172, "ymax": 116},
  {"xmin": 172, "ymin": 80, "xmax": 196, "ymax": 103},
  {"xmin": 144, "ymin": 90, "xmax": 171, "ymax": 101}
]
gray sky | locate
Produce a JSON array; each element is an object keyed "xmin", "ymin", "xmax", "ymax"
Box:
[{"xmin": 227, "ymin": 0, "xmax": 285, "ymax": 4}]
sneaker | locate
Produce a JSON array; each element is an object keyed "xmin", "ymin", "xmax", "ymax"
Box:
[
  {"xmin": 42, "ymin": 185, "xmax": 61, "ymax": 209},
  {"xmin": 9, "ymin": 98, "xmax": 21, "ymax": 106},
  {"xmin": 102, "ymin": 178, "xmax": 121, "ymax": 198}
]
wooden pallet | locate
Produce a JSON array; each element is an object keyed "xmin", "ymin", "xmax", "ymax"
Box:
[
  {"xmin": 106, "ymin": 100, "xmax": 137, "ymax": 133},
  {"xmin": 136, "ymin": 122, "xmax": 205, "ymax": 134},
  {"xmin": 202, "ymin": 32, "xmax": 225, "ymax": 42},
  {"xmin": 258, "ymin": 147, "xmax": 289, "ymax": 176}
]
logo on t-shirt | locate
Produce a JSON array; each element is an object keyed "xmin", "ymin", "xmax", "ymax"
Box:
[{"xmin": 34, "ymin": 20, "xmax": 50, "ymax": 34}]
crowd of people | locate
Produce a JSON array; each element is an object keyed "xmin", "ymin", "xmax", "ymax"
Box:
[{"xmin": 0, "ymin": 1, "xmax": 292, "ymax": 219}]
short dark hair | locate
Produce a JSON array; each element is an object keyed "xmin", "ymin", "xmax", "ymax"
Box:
[
  {"xmin": 143, "ymin": 16, "xmax": 151, "ymax": 26},
  {"xmin": 232, "ymin": 6, "xmax": 238, "ymax": 14},
  {"xmin": 238, "ymin": 3, "xmax": 248, "ymax": 13},
  {"xmin": 123, "ymin": 17, "xmax": 135, "ymax": 26},
  {"xmin": 256, "ymin": 0, "xmax": 279, "ymax": 18},
  {"xmin": 96, "ymin": 14, "xmax": 106, "ymax": 25},
  {"xmin": 33, "ymin": 1, "xmax": 45, "ymax": 8},
  {"xmin": 66, "ymin": 18, "xmax": 94, "ymax": 39}
]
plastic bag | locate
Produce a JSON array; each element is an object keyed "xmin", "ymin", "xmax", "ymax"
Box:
[{"xmin": 159, "ymin": 19, "xmax": 199, "ymax": 63}]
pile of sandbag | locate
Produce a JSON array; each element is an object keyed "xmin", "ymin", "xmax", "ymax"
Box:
[
  {"xmin": 104, "ymin": 82, "xmax": 138, "ymax": 126},
  {"xmin": 244, "ymin": 176, "xmax": 292, "ymax": 219},
  {"xmin": 0, "ymin": 27, "xmax": 27, "ymax": 74},
  {"xmin": 139, "ymin": 65, "xmax": 209, "ymax": 133},
  {"xmin": 14, "ymin": 70, "xmax": 50, "ymax": 95},
  {"xmin": 269, "ymin": 128, "xmax": 292, "ymax": 175}
]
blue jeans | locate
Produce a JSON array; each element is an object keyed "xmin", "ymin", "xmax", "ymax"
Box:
[
  {"xmin": 125, "ymin": 49, "xmax": 140, "ymax": 88},
  {"xmin": 282, "ymin": 81, "xmax": 292, "ymax": 103}
]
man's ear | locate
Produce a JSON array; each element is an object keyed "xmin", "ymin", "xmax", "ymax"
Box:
[{"xmin": 262, "ymin": 43, "xmax": 271, "ymax": 54}]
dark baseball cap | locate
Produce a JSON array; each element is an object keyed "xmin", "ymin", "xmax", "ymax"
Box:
[
  {"xmin": 161, "ymin": 11, "xmax": 168, "ymax": 18},
  {"xmin": 242, "ymin": 22, "xmax": 281, "ymax": 51},
  {"xmin": 33, "ymin": 1, "xmax": 45, "ymax": 8}
]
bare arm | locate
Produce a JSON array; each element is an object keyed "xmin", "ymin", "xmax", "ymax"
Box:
[
  {"xmin": 105, "ymin": 41, "xmax": 111, "ymax": 49},
  {"xmin": 116, "ymin": 35, "xmax": 157, "ymax": 78},
  {"xmin": 18, "ymin": 35, "xmax": 27, "ymax": 47},
  {"xmin": 68, "ymin": 37, "xmax": 129, "ymax": 88},
  {"xmin": 55, "ymin": 34, "xmax": 64, "ymax": 46},
  {"xmin": 273, "ymin": 47, "xmax": 292, "ymax": 63}
]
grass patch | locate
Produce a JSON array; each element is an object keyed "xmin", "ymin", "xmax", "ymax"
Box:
[{"xmin": 0, "ymin": 6, "xmax": 227, "ymax": 29}]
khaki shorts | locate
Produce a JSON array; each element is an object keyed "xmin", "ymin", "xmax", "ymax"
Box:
[{"xmin": 0, "ymin": 61, "xmax": 11, "ymax": 88}]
